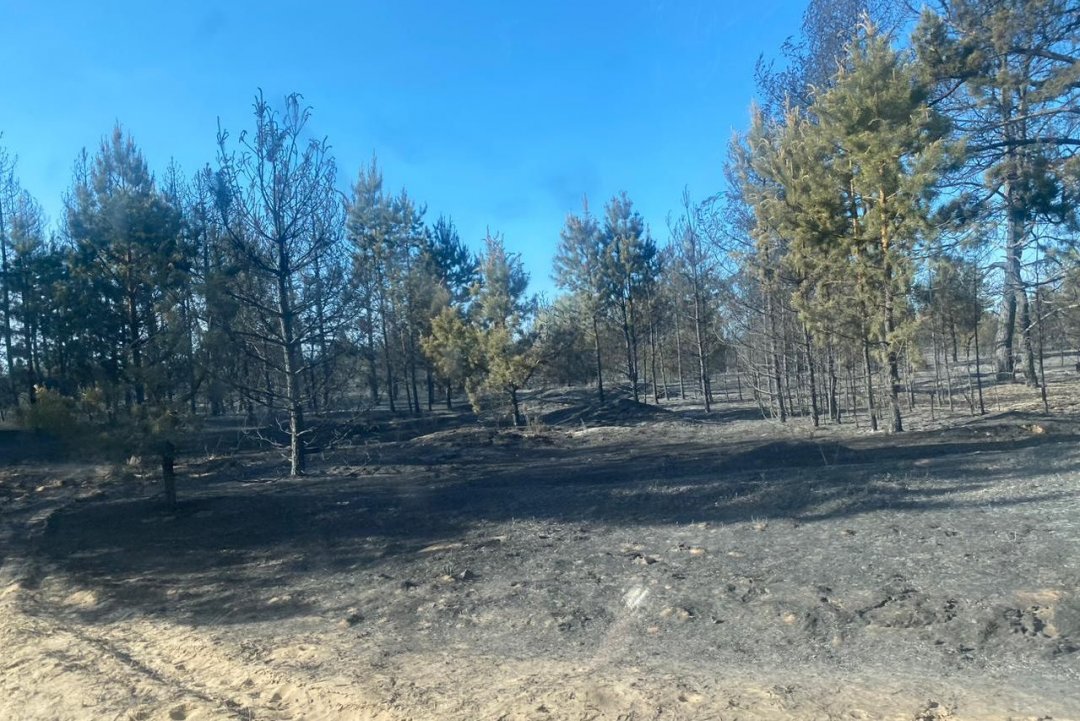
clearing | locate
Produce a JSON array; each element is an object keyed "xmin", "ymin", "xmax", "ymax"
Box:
[{"xmin": 1, "ymin": 384, "xmax": 1079, "ymax": 720}]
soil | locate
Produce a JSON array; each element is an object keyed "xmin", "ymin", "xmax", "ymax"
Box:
[{"xmin": 1, "ymin": 378, "xmax": 1079, "ymax": 720}]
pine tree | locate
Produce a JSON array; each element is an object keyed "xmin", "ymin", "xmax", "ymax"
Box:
[
  {"xmin": 914, "ymin": 0, "xmax": 1080, "ymax": 383},
  {"xmin": 601, "ymin": 193, "xmax": 658, "ymax": 403},
  {"xmin": 425, "ymin": 233, "xmax": 538, "ymax": 426},
  {"xmin": 66, "ymin": 125, "xmax": 188, "ymax": 408},
  {"xmin": 214, "ymin": 92, "xmax": 341, "ymax": 476},
  {"xmin": 554, "ymin": 197, "xmax": 608, "ymax": 402},
  {"xmin": 471, "ymin": 233, "xmax": 539, "ymax": 426},
  {"xmin": 346, "ymin": 158, "xmax": 430, "ymax": 414},
  {"xmin": 423, "ymin": 215, "xmax": 478, "ymax": 408},
  {"xmin": 0, "ymin": 143, "xmax": 22, "ymax": 406},
  {"xmin": 7, "ymin": 191, "xmax": 49, "ymax": 404},
  {"xmin": 669, "ymin": 190, "xmax": 721, "ymax": 411},
  {"xmin": 427, "ymin": 215, "xmax": 478, "ymax": 306},
  {"xmin": 422, "ymin": 305, "xmax": 480, "ymax": 410},
  {"xmin": 749, "ymin": 26, "xmax": 953, "ymax": 432}
]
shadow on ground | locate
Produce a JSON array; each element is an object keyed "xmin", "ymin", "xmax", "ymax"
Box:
[{"xmin": 13, "ymin": 404, "xmax": 1079, "ymax": 629}]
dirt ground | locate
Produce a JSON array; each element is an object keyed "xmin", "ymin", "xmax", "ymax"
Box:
[{"xmin": 1, "ymin": 380, "xmax": 1079, "ymax": 720}]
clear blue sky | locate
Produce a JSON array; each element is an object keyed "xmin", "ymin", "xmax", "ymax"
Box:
[{"xmin": 0, "ymin": 0, "xmax": 804, "ymax": 295}]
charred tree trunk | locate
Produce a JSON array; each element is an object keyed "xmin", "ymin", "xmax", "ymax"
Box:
[
  {"xmin": 509, "ymin": 386, "xmax": 523, "ymax": 427},
  {"xmin": 863, "ymin": 334, "xmax": 878, "ymax": 432},
  {"xmin": 648, "ymin": 306, "xmax": 659, "ymax": 404},
  {"xmin": 378, "ymin": 285, "xmax": 396, "ymax": 413},
  {"xmin": 674, "ymin": 301, "xmax": 686, "ymax": 400},
  {"xmin": 804, "ymin": 326, "xmax": 819, "ymax": 428},
  {"xmin": 1018, "ymin": 287, "xmax": 1039, "ymax": 387},
  {"xmin": 995, "ymin": 179, "xmax": 1027, "ymax": 382},
  {"xmin": 126, "ymin": 280, "xmax": 145, "ymax": 406},
  {"xmin": 160, "ymin": 440, "xmax": 177, "ymax": 510},
  {"xmin": 880, "ymin": 198, "xmax": 903, "ymax": 434},
  {"xmin": 0, "ymin": 199, "xmax": 16, "ymax": 407},
  {"xmin": 694, "ymin": 288, "xmax": 711, "ymax": 412},
  {"xmin": 592, "ymin": 312, "xmax": 605, "ymax": 403},
  {"xmin": 827, "ymin": 337, "xmax": 840, "ymax": 423},
  {"xmin": 763, "ymin": 286, "xmax": 786, "ymax": 422},
  {"xmin": 619, "ymin": 297, "xmax": 637, "ymax": 402}
]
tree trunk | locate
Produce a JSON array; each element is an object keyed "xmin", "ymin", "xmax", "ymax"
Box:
[
  {"xmin": 402, "ymin": 362, "xmax": 414, "ymax": 416},
  {"xmin": 1017, "ymin": 286, "xmax": 1039, "ymax": 387},
  {"xmin": 694, "ymin": 285, "xmax": 711, "ymax": 413},
  {"xmin": 962, "ymin": 333, "xmax": 977, "ymax": 415},
  {"xmin": 994, "ymin": 181, "xmax": 1024, "ymax": 380},
  {"xmin": 906, "ymin": 355, "xmax": 916, "ymax": 411},
  {"xmin": 0, "ymin": 199, "xmax": 16, "ymax": 407},
  {"xmin": 735, "ymin": 354, "xmax": 744, "ymax": 402},
  {"xmin": 804, "ymin": 327, "xmax": 819, "ymax": 428},
  {"xmin": 931, "ymin": 312, "xmax": 944, "ymax": 413},
  {"xmin": 973, "ymin": 319, "xmax": 985, "ymax": 416},
  {"xmin": 658, "ymin": 329, "xmax": 670, "ymax": 403},
  {"xmin": 880, "ymin": 194, "xmax": 902, "ymax": 434},
  {"xmin": 184, "ymin": 298, "xmax": 198, "ymax": 415},
  {"xmin": 161, "ymin": 441, "xmax": 177, "ymax": 510},
  {"xmin": 847, "ymin": 361, "xmax": 859, "ymax": 428},
  {"xmin": 783, "ymin": 335, "xmax": 795, "ymax": 421},
  {"xmin": 277, "ymin": 254, "xmax": 305, "ymax": 476},
  {"xmin": 648, "ymin": 310, "xmax": 659, "ymax": 404},
  {"xmin": 307, "ymin": 348, "xmax": 320, "ymax": 414},
  {"xmin": 674, "ymin": 301, "xmax": 686, "ymax": 400},
  {"xmin": 407, "ymin": 329, "xmax": 421, "ymax": 416},
  {"xmin": 592, "ymin": 312, "xmax": 605, "ymax": 403},
  {"xmin": 263, "ymin": 362, "xmax": 275, "ymax": 424},
  {"xmin": 311, "ymin": 248, "xmax": 332, "ymax": 411},
  {"xmin": 285, "ymin": 361, "xmax": 305, "ymax": 476},
  {"xmin": 1034, "ymin": 255, "xmax": 1049, "ymax": 413},
  {"xmin": 619, "ymin": 296, "xmax": 637, "ymax": 402},
  {"xmin": 863, "ymin": 335, "xmax": 878, "ymax": 432},
  {"xmin": 943, "ymin": 328, "xmax": 955, "ymax": 413},
  {"xmin": 827, "ymin": 338, "xmax": 839, "ymax": 423},
  {"xmin": 378, "ymin": 286, "xmax": 396, "ymax": 413},
  {"xmin": 24, "ymin": 294, "xmax": 38, "ymax": 406},
  {"xmin": 127, "ymin": 285, "xmax": 145, "ymax": 405},
  {"xmin": 950, "ymin": 317, "xmax": 959, "ymax": 364},
  {"xmin": 766, "ymin": 290, "xmax": 785, "ymax": 422},
  {"xmin": 628, "ymin": 294, "xmax": 640, "ymax": 403},
  {"xmin": 366, "ymin": 314, "xmax": 380, "ymax": 404},
  {"xmin": 509, "ymin": 386, "xmax": 523, "ymax": 427}
]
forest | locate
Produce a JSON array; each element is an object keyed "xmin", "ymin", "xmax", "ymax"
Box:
[
  {"xmin": 0, "ymin": 1, "xmax": 1078, "ymax": 475},
  {"xmin": 2, "ymin": 1, "xmax": 1080, "ymax": 719}
]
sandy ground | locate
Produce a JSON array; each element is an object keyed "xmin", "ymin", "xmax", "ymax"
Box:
[{"xmin": 1, "ymin": 379, "xmax": 1079, "ymax": 720}]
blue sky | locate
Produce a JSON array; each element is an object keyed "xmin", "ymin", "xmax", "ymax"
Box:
[{"xmin": 0, "ymin": 0, "xmax": 804, "ymax": 295}]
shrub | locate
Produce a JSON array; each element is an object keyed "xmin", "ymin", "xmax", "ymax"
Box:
[{"xmin": 16, "ymin": 386, "xmax": 82, "ymax": 438}]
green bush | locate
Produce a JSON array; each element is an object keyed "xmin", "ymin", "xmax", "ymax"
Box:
[{"xmin": 16, "ymin": 386, "xmax": 82, "ymax": 437}]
